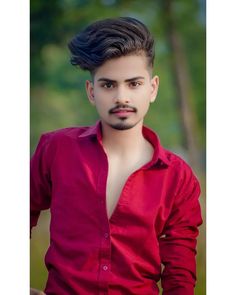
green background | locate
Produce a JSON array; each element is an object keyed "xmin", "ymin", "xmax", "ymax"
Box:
[{"xmin": 30, "ymin": 0, "xmax": 206, "ymax": 294}]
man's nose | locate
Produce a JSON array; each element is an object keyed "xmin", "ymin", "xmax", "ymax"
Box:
[{"xmin": 113, "ymin": 86, "xmax": 130, "ymax": 104}]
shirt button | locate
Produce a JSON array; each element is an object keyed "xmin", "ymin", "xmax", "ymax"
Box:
[
  {"xmin": 102, "ymin": 265, "xmax": 108, "ymax": 271},
  {"xmin": 104, "ymin": 233, "xmax": 109, "ymax": 239}
]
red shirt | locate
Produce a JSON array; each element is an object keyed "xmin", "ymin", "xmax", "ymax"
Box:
[{"xmin": 30, "ymin": 121, "xmax": 202, "ymax": 295}]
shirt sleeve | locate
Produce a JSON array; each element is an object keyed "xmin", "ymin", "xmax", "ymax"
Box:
[
  {"xmin": 30, "ymin": 133, "xmax": 53, "ymax": 235},
  {"xmin": 159, "ymin": 163, "xmax": 203, "ymax": 295}
]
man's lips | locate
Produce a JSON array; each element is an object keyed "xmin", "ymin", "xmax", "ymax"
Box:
[
  {"xmin": 109, "ymin": 106, "xmax": 137, "ymax": 114},
  {"xmin": 111, "ymin": 109, "xmax": 134, "ymax": 114}
]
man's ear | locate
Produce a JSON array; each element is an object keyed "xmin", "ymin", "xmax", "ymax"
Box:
[
  {"xmin": 85, "ymin": 80, "xmax": 95, "ymax": 105},
  {"xmin": 150, "ymin": 75, "xmax": 159, "ymax": 103}
]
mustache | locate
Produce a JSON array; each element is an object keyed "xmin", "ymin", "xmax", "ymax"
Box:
[{"xmin": 109, "ymin": 104, "xmax": 137, "ymax": 114}]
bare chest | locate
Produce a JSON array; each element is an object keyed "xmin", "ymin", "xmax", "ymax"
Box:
[
  {"xmin": 106, "ymin": 163, "xmax": 135, "ymax": 219},
  {"xmin": 104, "ymin": 139, "xmax": 154, "ymax": 219},
  {"xmin": 105, "ymin": 153, "xmax": 152, "ymax": 219}
]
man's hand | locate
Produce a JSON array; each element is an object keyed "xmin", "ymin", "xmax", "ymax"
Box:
[{"xmin": 30, "ymin": 288, "xmax": 46, "ymax": 295}]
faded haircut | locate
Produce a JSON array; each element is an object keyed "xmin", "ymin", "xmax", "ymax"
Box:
[{"xmin": 68, "ymin": 17, "xmax": 155, "ymax": 75}]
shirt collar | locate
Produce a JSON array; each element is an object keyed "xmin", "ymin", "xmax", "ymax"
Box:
[
  {"xmin": 142, "ymin": 125, "xmax": 170, "ymax": 167},
  {"xmin": 78, "ymin": 121, "xmax": 101, "ymax": 140},
  {"xmin": 78, "ymin": 121, "xmax": 170, "ymax": 167}
]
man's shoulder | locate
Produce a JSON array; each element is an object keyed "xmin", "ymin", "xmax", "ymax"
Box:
[
  {"xmin": 33, "ymin": 126, "xmax": 94, "ymax": 155},
  {"xmin": 160, "ymin": 146, "xmax": 198, "ymax": 180},
  {"xmin": 40, "ymin": 125, "xmax": 92, "ymax": 142},
  {"xmin": 144, "ymin": 125, "xmax": 194, "ymax": 175},
  {"xmin": 163, "ymin": 148, "xmax": 188, "ymax": 167}
]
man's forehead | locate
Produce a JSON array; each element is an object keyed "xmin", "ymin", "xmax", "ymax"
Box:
[
  {"xmin": 93, "ymin": 54, "xmax": 150, "ymax": 78},
  {"xmin": 94, "ymin": 68, "xmax": 150, "ymax": 82}
]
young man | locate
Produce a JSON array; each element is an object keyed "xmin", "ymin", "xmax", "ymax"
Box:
[{"xmin": 30, "ymin": 17, "xmax": 202, "ymax": 295}]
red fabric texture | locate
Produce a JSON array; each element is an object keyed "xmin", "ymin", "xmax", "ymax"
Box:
[{"xmin": 30, "ymin": 121, "xmax": 202, "ymax": 295}]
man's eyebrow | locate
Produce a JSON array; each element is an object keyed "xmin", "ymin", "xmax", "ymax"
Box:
[
  {"xmin": 125, "ymin": 76, "xmax": 145, "ymax": 82},
  {"xmin": 97, "ymin": 78, "xmax": 116, "ymax": 83},
  {"xmin": 97, "ymin": 76, "xmax": 145, "ymax": 83}
]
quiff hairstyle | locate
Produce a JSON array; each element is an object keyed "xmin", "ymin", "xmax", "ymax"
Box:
[{"xmin": 68, "ymin": 17, "xmax": 155, "ymax": 75}]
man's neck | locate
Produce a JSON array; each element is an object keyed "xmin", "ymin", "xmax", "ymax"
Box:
[{"xmin": 101, "ymin": 120, "xmax": 149, "ymax": 157}]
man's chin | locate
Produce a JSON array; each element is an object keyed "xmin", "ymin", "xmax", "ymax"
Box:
[
  {"xmin": 104, "ymin": 117, "xmax": 142, "ymax": 131},
  {"xmin": 109, "ymin": 122, "xmax": 135, "ymax": 130}
]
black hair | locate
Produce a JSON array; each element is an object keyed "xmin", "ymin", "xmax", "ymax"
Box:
[{"xmin": 68, "ymin": 17, "xmax": 155, "ymax": 74}]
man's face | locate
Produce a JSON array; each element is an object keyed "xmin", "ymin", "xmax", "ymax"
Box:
[{"xmin": 86, "ymin": 54, "xmax": 159, "ymax": 131}]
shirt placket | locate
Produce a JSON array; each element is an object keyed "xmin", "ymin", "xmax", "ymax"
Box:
[{"xmin": 96, "ymin": 149, "xmax": 111, "ymax": 294}]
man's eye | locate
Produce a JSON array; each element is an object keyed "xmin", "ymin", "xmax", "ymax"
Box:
[
  {"xmin": 130, "ymin": 81, "xmax": 142, "ymax": 88},
  {"xmin": 102, "ymin": 82, "xmax": 114, "ymax": 89}
]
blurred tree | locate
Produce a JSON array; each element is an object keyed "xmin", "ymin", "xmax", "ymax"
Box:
[
  {"xmin": 31, "ymin": 0, "xmax": 64, "ymax": 84},
  {"xmin": 160, "ymin": 0, "xmax": 201, "ymax": 171},
  {"xmin": 30, "ymin": 0, "xmax": 206, "ymax": 294}
]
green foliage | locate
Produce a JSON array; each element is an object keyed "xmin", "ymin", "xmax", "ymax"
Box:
[
  {"xmin": 30, "ymin": 0, "xmax": 206, "ymax": 293},
  {"xmin": 31, "ymin": 0, "xmax": 205, "ymax": 152}
]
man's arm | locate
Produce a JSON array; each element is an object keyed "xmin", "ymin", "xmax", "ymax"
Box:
[
  {"xmin": 30, "ymin": 134, "xmax": 52, "ymax": 233},
  {"xmin": 30, "ymin": 134, "xmax": 53, "ymax": 293},
  {"xmin": 159, "ymin": 164, "xmax": 203, "ymax": 295}
]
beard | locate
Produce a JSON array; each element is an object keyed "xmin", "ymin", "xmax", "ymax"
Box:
[
  {"xmin": 108, "ymin": 117, "xmax": 141, "ymax": 131},
  {"xmin": 109, "ymin": 122, "xmax": 134, "ymax": 130}
]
